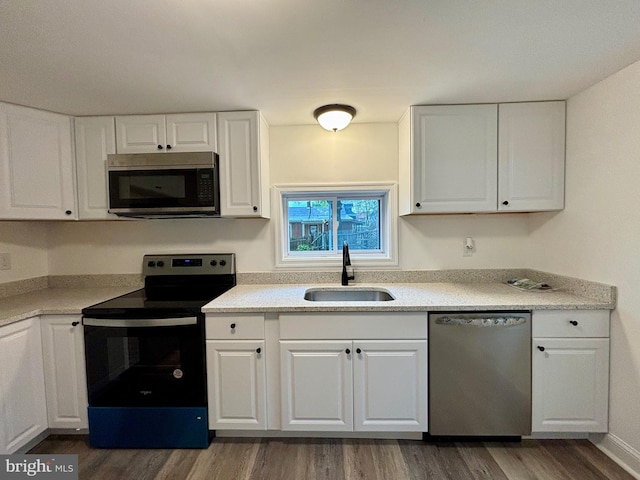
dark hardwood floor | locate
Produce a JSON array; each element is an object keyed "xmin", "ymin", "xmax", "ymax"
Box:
[{"xmin": 29, "ymin": 435, "xmax": 634, "ymax": 480}]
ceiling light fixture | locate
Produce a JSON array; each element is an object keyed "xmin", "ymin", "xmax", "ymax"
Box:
[{"xmin": 313, "ymin": 104, "xmax": 356, "ymax": 132}]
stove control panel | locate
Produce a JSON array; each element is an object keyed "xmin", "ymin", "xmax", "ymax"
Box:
[{"xmin": 143, "ymin": 253, "xmax": 235, "ymax": 276}]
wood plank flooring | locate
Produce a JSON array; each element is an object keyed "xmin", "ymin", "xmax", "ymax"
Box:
[{"xmin": 29, "ymin": 435, "xmax": 634, "ymax": 480}]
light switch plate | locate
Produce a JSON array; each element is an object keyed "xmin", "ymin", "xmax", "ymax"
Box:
[{"xmin": 463, "ymin": 237, "xmax": 476, "ymax": 257}]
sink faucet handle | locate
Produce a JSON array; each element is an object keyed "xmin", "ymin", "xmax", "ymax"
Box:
[
  {"xmin": 341, "ymin": 241, "xmax": 355, "ymax": 286},
  {"xmin": 343, "ymin": 241, "xmax": 351, "ymax": 265}
]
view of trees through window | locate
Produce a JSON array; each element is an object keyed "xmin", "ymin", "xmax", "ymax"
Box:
[{"xmin": 287, "ymin": 198, "xmax": 381, "ymax": 253}]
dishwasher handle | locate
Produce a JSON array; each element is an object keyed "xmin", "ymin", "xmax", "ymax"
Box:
[{"xmin": 434, "ymin": 316, "xmax": 527, "ymax": 327}]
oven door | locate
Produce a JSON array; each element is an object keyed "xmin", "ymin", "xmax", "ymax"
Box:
[{"xmin": 83, "ymin": 316, "xmax": 206, "ymax": 408}]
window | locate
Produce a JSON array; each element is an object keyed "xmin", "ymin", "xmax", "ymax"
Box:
[{"xmin": 274, "ymin": 184, "xmax": 398, "ymax": 268}]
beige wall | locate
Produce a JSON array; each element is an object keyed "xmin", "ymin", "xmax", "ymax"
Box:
[
  {"xmin": 0, "ymin": 221, "xmax": 48, "ymax": 282},
  {"xmin": 270, "ymin": 123, "xmax": 398, "ymax": 184},
  {"xmin": 46, "ymin": 217, "xmax": 272, "ymax": 274},
  {"xmin": 46, "ymin": 122, "xmax": 532, "ymax": 275},
  {"xmin": 528, "ymin": 60, "xmax": 640, "ymax": 456}
]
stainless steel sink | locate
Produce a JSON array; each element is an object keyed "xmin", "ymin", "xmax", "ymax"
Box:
[{"xmin": 303, "ymin": 288, "xmax": 395, "ymax": 302}]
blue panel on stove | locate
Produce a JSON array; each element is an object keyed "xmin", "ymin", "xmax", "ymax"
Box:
[{"xmin": 88, "ymin": 406, "xmax": 210, "ymax": 448}]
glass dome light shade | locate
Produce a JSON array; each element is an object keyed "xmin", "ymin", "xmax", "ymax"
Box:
[{"xmin": 313, "ymin": 104, "xmax": 356, "ymax": 132}]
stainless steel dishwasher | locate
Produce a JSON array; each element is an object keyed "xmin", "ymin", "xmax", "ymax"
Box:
[{"xmin": 429, "ymin": 312, "xmax": 531, "ymax": 437}]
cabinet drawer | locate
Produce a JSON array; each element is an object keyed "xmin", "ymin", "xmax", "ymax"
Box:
[
  {"xmin": 279, "ymin": 313, "xmax": 427, "ymax": 340},
  {"xmin": 532, "ymin": 310, "xmax": 609, "ymax": 338},
  {"xmin": 206, "ymin": 314, "xmax": 265, "ymax": 339}
]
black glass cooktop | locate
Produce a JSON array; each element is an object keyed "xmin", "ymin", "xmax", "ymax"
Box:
[
  {"xmin": 82, "ymin": 254, "xmax": 236, "ymax": 320},
  {"xmin": 81, "ymin": 288, "xmax": 215, "ymax": 319}
]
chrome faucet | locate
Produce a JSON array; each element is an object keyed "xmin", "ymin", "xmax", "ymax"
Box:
[{"xmin": 341, "ymin": 241, "xmax": 355, "ymax": 286}]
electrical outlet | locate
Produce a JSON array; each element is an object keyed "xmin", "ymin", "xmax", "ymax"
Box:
[
  {"xmin": 463, "ymin": 237, "xmax": 476, "ymax": 257},
  {"xmin": 0, "ymin": 253, "xmax": 11, "ymax": 270}
]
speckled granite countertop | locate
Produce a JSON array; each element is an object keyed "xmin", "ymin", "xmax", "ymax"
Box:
[
  {"xmin": 202, "ymin": 282, "xmax": 614, "ymax": 313},
  {"xmin": 0, "ymin": 269, "xmax": 616, "ymax": 327},
  {"xmin": 0, "ymin": 286, "xmax": 137, "ymax": 327}
]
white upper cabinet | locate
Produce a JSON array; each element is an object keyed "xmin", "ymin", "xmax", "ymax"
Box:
[
  {"xmin": 115, "ymin": 115, "xmax": 165, "ymax": 153},
  {"xmin": 217, "ymin": 111, "xmax": 270, "ymax": 218},
  {"xmin": 498, "ymin": 102, "xmax": 565, "ymax": 212},
  {"xmin": 0, "ymin": 102, "xmax": 77, "ymax": 219},
  {"xmin": 74, "ymin": 116, "xmax": 117, "ymax": 219},
  {"xmin": 399, "ymin": 104, "xmax": 498, "ymax": 214},
  {"xmin": 399, "ymin": 101, "xmax": 566, "ymax": 215},
  {"xmin": 115, "ymin": 113, "xmax": 217, "ymax": 154},
  {"xmin": 166, "ymin": 113, "xmax": 217, "ymax": 153}
]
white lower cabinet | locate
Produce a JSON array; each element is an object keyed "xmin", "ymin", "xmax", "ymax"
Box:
[
  {"xmin": 39, "ymin": 315, "xmax": 89, "ymax": 430},
  {"xmin": 206, "ymin": 340, "xmax": 266, "ymax": 430},
  {"xmin": 280, "ymin": 341, "xmax": 353, "ymax": 431},
  {"xmin": 353, "ymin": 341, "xmax": 427, "ymax": 432},
  {"xmin": 531, "ymin": 310, "xmax": 610, "ymax": 433},
  {"xmin": 205, "ymin": 314, "xmax": 267, "ymax": 430},
  {"xmin": 0, "ymin": 318, "xmax": 48, "ymax": 454},
  {"xmin": 280, "ymin": 339, "xmax": 427, "ymax": 432}
]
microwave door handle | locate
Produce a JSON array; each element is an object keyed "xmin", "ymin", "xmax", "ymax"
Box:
[{"xmin": 82, "ymin": 317, "xmax": 198, "ymax": 327}]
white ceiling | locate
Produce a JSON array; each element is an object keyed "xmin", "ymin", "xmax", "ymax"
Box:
[{"xmin": 2, "ymin": 0, "xmax": 640, "ymax": 126}]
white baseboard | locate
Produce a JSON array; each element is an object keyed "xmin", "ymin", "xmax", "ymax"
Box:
[
  {"xmin": 215, "ymin": 430, "xmax": 423, "ymax": 440},
  {"xmin": 590, "ymin": 433, "xmax": 640, "ymax": 480}
]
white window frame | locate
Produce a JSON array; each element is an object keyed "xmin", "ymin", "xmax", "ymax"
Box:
[{"xmin": 273, "ymin": 183, "xmax": 398, "ymax": 269}]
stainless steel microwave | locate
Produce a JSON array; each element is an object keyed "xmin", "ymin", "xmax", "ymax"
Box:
[{"xmin": 107, "ymin": 152, "xmax": 220, "ymax": 218}]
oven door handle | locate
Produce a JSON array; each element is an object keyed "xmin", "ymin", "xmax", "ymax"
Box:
[{"xmin": 82, "ymin": 317, "xmax": 198, "ymax": 327}]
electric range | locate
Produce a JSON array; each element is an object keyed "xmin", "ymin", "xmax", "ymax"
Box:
[{"xmin": 81, "ymin": 253, "xmax": 236, "ymax": 448}]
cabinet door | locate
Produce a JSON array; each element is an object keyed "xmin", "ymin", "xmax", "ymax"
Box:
[
  {"xmin": 115, "ymin": 115, "xmax": 166, "ymax": 153},
  {"xmin": 532, "ymin": 338, "xmax": 609, "ymax": 432},
  {"xmin": 0, "ymin": 103, "xmax": 76, "ymax": 219},
  {"xmin": 0, "ymin": 318, "xmax": 47, "ymax": 454},
  {"xmin": 40, "ymin": 315, "xmax": 88, "ymax": 430},
  {"xmin": 166, "ymin": 113, "xmax": 217, "ymax": 153},
  {"xmin": 280, "ymin": 340, "xmax": 353, "ymax": 431},
  {"xmin": 411, "ymin": 104, "xmax": 498, "ymax": 213},
  {"xmin": 498, "ymin": 102, "xmax": 565, "ymax": 212},
  {"xmin": 353, "ymin": 340, "xmax": 427, "ymax": 432},
  {"xmin": 217, "ymin": 111, "xmax": 270, "ymax": 218},
  {"xmin": 75, "ymin": 116, "xmax": 117, "ymax": 219},
  {"xmin": 206, "ymin": 340, "xmax": 266, "ymax": 430}
]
